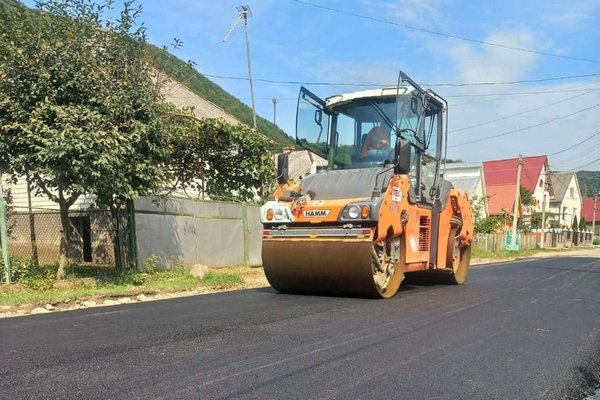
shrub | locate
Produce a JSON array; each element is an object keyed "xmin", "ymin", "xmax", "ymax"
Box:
[{"xmin": 1, "ymin": 257, "xmax": 57, "ymax": 290}]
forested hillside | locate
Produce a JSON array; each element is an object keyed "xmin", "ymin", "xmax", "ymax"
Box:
[
  {"xmin": 148, "ymin": 47, "xmax": 294, "ymax": 150},
  {"xmin": 576, "ymin": 171, "xmax": 600, "ymax": 197}
]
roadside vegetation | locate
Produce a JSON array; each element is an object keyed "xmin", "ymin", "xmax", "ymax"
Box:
[
  {"xmin": 0, "ymin": 258, "xmax": 262, "ymax": 308},
  {"xmin": 0, "ymin": 0, "xmax": 274, "ymax": 280}
]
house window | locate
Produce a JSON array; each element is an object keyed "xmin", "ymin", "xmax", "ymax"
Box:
[{"xmin": 570, "ymin": 187, "xmax": 574, "ymax": 199}]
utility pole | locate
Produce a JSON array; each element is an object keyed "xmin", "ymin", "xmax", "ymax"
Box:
[
  {"xmin": 272, "ymin": 98, "xmax": 277, "ymax": 125},
  {"xmin": 539, "ymin": 185, "xmax": 547, "ymax": 249},
  {"xmin": 223, "ymin": 5, "xmax": 257, "ymax": 130},
  {"xmin": 593, "ymin": 194, "xmax": 598, "ymax": 240},
  {"xmin": 509, "ymin": 155, "xmax": 523, "ymax": 251}
]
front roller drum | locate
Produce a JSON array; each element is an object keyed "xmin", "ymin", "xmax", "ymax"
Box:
[{"xmin": 262, "ymin": 239, "xmax": 403, "ymax": 298}]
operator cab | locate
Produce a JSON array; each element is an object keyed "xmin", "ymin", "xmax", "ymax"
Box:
[{"xmin": 295, "ymin": 72, "xmax": 447, "ymax": 203}]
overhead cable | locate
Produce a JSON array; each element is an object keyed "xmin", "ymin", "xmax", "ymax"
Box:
[
  {"xmin": 450, "ymin": 89, "xmax": 599, "ymax": 133},
  {"xmin": 290, "ymin": 0, "xmax": 600, "ymax": 64},
  {"xmin": 201, "ymin": 72, "xmax": 600, "ymax": 88},
  {"xmin": 449, "ymin": 103, "xmax": 600, "ymax": 148}
]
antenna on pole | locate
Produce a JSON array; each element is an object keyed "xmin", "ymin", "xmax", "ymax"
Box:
[{"xmin": 223, "ymin": 5, "xmax": 257, "ymax": 130}]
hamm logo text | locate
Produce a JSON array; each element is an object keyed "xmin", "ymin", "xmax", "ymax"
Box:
[{"xmin": 303, "ymin": 209, "xmax": 331, "ymax": 218}]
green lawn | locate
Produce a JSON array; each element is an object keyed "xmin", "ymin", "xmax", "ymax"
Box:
[{"xmin": 0, "ymin": 267, "xmax": 259, "ymax": 307}]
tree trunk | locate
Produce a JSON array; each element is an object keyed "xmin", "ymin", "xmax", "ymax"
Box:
[{"xmin": 56, "ymin": 200, "xmax": 71, "ymax": 280}]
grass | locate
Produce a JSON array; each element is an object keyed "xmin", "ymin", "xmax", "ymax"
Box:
[
  {"xmin": 0, "ymin": 266, "xmax": 258, "ymax": 308},
  {"xmin": 472, "ymin": 245, "xmax": 596, "ymax": 261},
  {"xmin": 472, "ymin": 247, "xmax": 540, "ymax": 260}
]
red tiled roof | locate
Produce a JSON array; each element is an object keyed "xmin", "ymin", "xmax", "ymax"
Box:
[
  {"xmin": 483, "ymin": 155, "xmax": 548, "ymax": 193},
  {"xmin": 582, "ymin": 197, "xmax": 600, "ymax": 222},
  {"xmin": 487, "ymin": 184, "xmax": 519, "ymax": 216}
]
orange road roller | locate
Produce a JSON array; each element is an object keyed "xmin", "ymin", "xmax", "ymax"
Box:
[{"xmin": 260, "ymin": 71, "xmax": 473, "ymax": 298}]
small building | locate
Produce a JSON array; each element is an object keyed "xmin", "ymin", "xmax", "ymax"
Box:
[
  {"xmin": 276, "ymin": 148, "xmax": 328, "ymax": 183},
  {"xmin": 443, "ymin": 162, "xmax": 487, "ymax": 218},
  {"xmin": 581, "ymin": 197, "xmax": 600, "ymax": 236},
  {"xmin": 548, "ymin": 171, "xmax": 582, "ymax": 229},
  {"xmin": 483, "ymin": 155, "xmax": 552, "ymax": 225}
]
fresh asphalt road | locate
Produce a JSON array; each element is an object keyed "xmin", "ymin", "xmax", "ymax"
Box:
[{"xmin": 1, "ymin": 257, "xmax": 599, "ymax": 400}]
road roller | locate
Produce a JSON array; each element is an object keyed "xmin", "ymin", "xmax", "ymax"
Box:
[{"xmin": 260, "ymin": 71, "xmax": 473, "ymax": 298}]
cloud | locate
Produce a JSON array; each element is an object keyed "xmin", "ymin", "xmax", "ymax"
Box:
[
  {"xmin": 447, "ymin": 26, "xmax": 552, "ymax": 84},
  {"xmin": 362, "ymin": 0, "xmax": 445, "ymax": 26},
  {"xmin": 542, "ymin": 0, "xmax": 600, "ymax": 30}
]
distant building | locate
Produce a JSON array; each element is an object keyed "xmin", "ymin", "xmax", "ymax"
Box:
[
  {"xmin": 276, "ymin": 148, "xmax": 327, "ymax": 182},
  {"xmin": 581, "ymin": 197, "xmax": 600, "ymax": 235},
  {"xmin": 443, "ymin": 162, "xmax": 487, "ymax": 218},
  {"xmin": 483, "ymin": 155, "xmax": 552, "ymax": 224},
  {"xmin": 548, "ymin": 172, "xmax": 582, "ymax": 229}
]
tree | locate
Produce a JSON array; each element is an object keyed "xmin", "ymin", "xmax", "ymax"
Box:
[
  {"xmin": 0, "ymin": 0, "xmax": 169, "ymax": 278},
  {"xmin": 520, "ymin": 186, "xmax": 535, "ymax": 207},
  {"xmin": 165, "ymin": 112, "xmax": 275, "ymax": 202},
  {"xmin": 579, "ymin": 216, "xmax": 587, "ymax": 231},
  {"xmin": 572, "ymin": 216, "xmax": 579, "ymax": 231}
]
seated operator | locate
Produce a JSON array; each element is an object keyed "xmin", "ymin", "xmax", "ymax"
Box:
[{"xmin": 359, "ymin": 126, "xmax": 390, "ymax": 160}]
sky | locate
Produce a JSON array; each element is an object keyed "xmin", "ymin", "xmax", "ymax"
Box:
[{"xmin": 25, "ymin": 0, "xmax": 600, "ymax": 170}]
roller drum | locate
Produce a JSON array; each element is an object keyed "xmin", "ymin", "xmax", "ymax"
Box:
[{"xmin": 262, "ymin": 238, "xmax": 402, "ymax": 298}]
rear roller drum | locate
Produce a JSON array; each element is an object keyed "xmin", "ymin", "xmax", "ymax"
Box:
[
  {"xmin": 371, "ymin": 238, "xmax": 404, "ymax": 298},
  {"xmin": 443, "ymin": 228, "xmax": 471, "ymax": 285}
]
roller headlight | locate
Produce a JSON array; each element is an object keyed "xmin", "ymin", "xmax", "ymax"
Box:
[
  {"xmin": 348, "ymin": 205, "xmax": 360, "ymax": 219},
  {"xmin": 260, "ymin": 201, "xmax": 294, "ymax": 223},
  {"xmin": 340, "ymin": 202, "xmax": 374, "ymax": 221}
]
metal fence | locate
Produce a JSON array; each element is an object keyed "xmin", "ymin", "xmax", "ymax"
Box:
[
  {"xmin": 4, "ymin": 205, "xmax": 132, "ymax": 268},
  {"xmin": 473, "ymin": 230, "xmax": 594, "ymax": 252}
]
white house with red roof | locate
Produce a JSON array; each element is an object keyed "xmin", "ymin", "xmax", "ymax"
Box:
[
  {"xmin": 482, "ymin": 155, "xmax": 552, "ymax": 223},
  {"xmin": 548, "ymin": 172, "xmax": 582, "ymax": 229}
]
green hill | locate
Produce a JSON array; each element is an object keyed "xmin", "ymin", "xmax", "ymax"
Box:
[
  {"xmin": 149, "ymin": 46, "xmax": 294, "ymax": 150},
  {"xmin": 576, "ymin": 171, "xmax": 600, "ymax": 197},
  {"xmin": 1, "ymin": 0, "xmax": 295, "ymax": 150}
]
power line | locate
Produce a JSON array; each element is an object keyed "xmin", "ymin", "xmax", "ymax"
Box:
[
  {"xmin": 569, "ymin": 157, "xmax": 600, "ymax": 171},
  {"xmin": 547, "ymin": 130, "xmax": 600, "ymax": 156},
  {"xmin": 450, "ymin": 89, "xmax": 600, "ymax": 133},
  {"xmin": 201, "ymin": 72, "xmax": 600, "ymax": 88},
  {"xmin": 446, "ymin": 87, "xmax": 600, "ymax": 98},
  {"xmin": 449, "ymin": 103, "xmax": 600, "ymax": 148},
  {"xmin": 290, "ymin": 0, "xmax": 600, "ymax": 64}
]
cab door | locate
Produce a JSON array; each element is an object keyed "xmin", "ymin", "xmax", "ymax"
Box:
[{"xmin": 296, "ymin": 87, "xmax": 330, "ymax": 160}]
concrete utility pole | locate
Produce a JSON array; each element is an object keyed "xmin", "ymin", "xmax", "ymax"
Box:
[
  {"xmin": 539, "ymin": 184, "xmax": 547, "ymax": 249},
  {"xmin": 272, "ymin": 98, "xmax": 277, "ymax": 125},
  {"xmin": 509, "ymin": 155, "xmax": 523, "ymax": 251},
  {"xmin": 223, "ymin": 5, "xmax": 257, "ymax": 130},
  {"xmin": 593, "ymin": 194, "xmax": 598, "ymax": 240}
]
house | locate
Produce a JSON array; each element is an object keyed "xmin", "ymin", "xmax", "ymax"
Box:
[
  {"xmin": 581, "ymin": 197, "xmax": 600, "ymax": 236},
  {"xmin": 276, "ymin": 147, "xmax": 328, "ymax": 182},
  {"xmin": 548, "ymin": 171, "xmax": 582, "ymax": 229},
  {"xmin": 443, "ymin": 162, "xmax": 488, "ymax": 218},
  {"xmin": 483, "ymin": 155, "xmax": 552, "ymax": 225}
]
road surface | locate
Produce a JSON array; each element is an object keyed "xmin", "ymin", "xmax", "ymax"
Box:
[{"xmin": 1, "ymin": 256, "xmax": 599, "ymax": 399}]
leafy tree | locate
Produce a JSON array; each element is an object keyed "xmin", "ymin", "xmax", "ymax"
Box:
[
  {"xmin": 549, "ymin": 219, "xmax": 561, "ymax": 229},
  {"xmin": 520, "ymin": 186, "xmax": 535, "ymax": 207},
  {"xmin": 165, "ymin": 112, "xmax": 275, "ymax": 202},
  {"xmin": 579, "ymin": 216, "xmax": 587, "ymax": 231},
  {"xmin": 0, "ymin": 0, "xmax": 169, "ymax": 278},
  {"xmin": 572, "ymin": 216, "xmax": 579, "ymax": 231}
]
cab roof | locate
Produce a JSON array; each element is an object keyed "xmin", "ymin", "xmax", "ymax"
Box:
[{"xmin": 325, "ymin": 86, "xmax": 416, "ymax": 108}]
